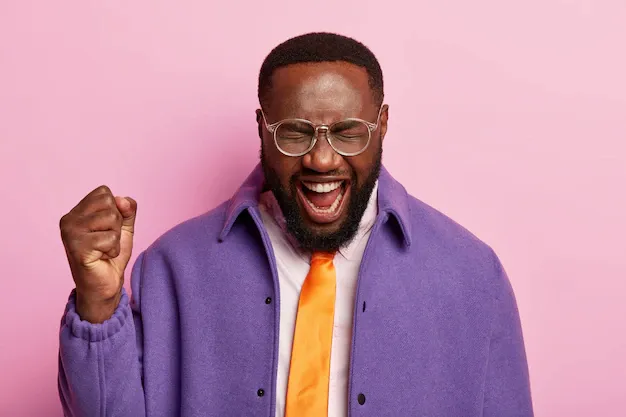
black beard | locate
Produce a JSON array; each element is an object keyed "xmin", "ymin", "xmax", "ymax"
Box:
[{"xmin": 261, "ymin": 145, "xmax": 382, "ymax": 252}]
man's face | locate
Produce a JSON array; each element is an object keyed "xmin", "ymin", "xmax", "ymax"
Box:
[{"xmin": 257, "ymin": 61, "xmax": 388, "ymax": 252}]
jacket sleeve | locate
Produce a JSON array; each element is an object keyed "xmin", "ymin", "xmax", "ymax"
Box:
[
  {"xmin": 482, "ymin": 252, "xmax": 534, "ymax": 417},
  {"xmin": 58, "ymin": 252, "xmax": 147, "ymax": 417}
]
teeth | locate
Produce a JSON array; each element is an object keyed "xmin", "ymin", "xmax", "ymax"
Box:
[
  {"xmin": 302, "ymin": 181, "xmax": 343, "ymax": 193},
  {"xmin": 304, "ymin": 188, "xmax": 344, "ymax": 214}
]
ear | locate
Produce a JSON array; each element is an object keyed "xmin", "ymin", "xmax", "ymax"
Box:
[
  {"xmin": 379, "ymin": 104, "xmax": 389, "ymax": 142},
  {"xmin": 255, "ymin": 109, "xmax": 263, "ymax": 140}
]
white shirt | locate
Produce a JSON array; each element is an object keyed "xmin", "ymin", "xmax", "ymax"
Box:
[{"xmin": 258, "ymin": 183, "xmax": 378, "ymax": 417}]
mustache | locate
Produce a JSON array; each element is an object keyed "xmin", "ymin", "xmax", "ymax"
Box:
[{"xmin": 291, "ymin": 168, "xmax": 353, "ymax": 181}]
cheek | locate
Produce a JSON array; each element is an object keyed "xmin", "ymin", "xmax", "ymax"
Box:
[
  {"xmin": 348, "ymin": 152, "xmax": 378, "ymax": 186},
  {"xmin": 278, "ymin": 159, "xmax": 301, "ymax": 187},
  {"xmin": 264, "ymin": 141, "xmax": 302, "ymax": 185}
]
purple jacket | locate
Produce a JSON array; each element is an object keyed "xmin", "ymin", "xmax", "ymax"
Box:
[{"xmin": 58, "ymin": 164, "xmax": 533, "ymax": 417}]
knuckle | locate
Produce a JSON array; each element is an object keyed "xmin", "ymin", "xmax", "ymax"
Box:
[
  {"xmin": 59, "ymin": 214, "xmax": 68, "ymax": 230},
  {"xmin": 108, "ymin": 230, "xmax": 121, "ymax": 243},
  {"xmin": 59, "ymin": 214, "xmax": 74, "ymax": 237},
  {"xmin": 107, "ymin": 210, "xmax": 122, "ymax": 225},
  {"xmin": 96, "ymin": 185, "xmax": 112, "ymax": 195},
  {"xmin": 100, "ymin": 193, "xmax": 116, "ymax": 207},
  {"xmin": 105, "ymin": 232, "xmax": 121, "ymax": 249}
]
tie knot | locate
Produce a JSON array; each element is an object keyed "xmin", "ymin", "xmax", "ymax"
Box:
[{"xmin": 311, "ymin": 251, "xmax": 335, "ymax": 262}]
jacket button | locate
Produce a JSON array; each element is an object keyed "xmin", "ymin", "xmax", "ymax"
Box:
[
  {"xmin": 265, "ymin": 297, "xmax": 272, "ymax": 304},
  {"xmin": 358, "ymin": 393, "xmax": 366, "ymax": 405},
  {"xmin": 257, "ymin": 389, "xmax": 265, "ymax": 397}
]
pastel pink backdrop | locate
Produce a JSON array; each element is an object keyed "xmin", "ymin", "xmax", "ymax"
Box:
[{"xmin": 1, "ymin": 1, "xmax": 624, "ymax": 416}]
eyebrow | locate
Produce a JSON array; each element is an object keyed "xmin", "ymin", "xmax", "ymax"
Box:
[{"xmin": 330, "ymin": 119, "xmax": 363, "ymax": 128}]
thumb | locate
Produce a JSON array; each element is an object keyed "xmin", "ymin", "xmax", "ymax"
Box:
[{"xmin": 115, "ymin": 196, "xmax": 138, "ymax": 233}]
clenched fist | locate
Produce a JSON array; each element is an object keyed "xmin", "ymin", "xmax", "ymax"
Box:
[{"xmin": 60, "ymin": 186, "xmax": 137, "ymax": 323}]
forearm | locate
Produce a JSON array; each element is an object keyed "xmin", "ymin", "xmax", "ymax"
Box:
[{"xmin": 58, "ymin": 289, "xmax": 146, "ymax": 417}]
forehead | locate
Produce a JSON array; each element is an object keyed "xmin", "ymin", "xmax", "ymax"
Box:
[{"xmin": 266, "ymin": 62, "xmax": 374, "ymax": 120}]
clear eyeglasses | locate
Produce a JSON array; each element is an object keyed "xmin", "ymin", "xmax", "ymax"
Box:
[{"xmin": 260, "ymin": 105, "xmax": 384, "ymax": 157}]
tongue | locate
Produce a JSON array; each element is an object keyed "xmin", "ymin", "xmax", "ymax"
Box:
[{"xmin": 304, "ymin": 186, "xmax": 341, "ymax": 208}]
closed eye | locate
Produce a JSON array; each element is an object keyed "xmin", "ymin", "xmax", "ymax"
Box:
[{"xmin": 331, "ymin": 120, "xmax": 369, "ymax": 139}]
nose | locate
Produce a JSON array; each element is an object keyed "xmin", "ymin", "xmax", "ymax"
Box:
[{"xmin": 302, "ymin": 127, "xmax": 343, "ymax": 172}]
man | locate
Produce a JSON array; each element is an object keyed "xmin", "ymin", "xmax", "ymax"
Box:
[{"xmin": 58, "ymin": 32, "xmax": 533, "ymax": 417}]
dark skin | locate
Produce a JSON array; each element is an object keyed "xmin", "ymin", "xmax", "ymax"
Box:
[
  {"xmin": 60, "ymin": 61, "xmax": 388, "ymax": 324},
  {"xmin": 59, "ymin": 188, "xmax": 137, "ymax": 323},
  {"xmin": 256, "ymin": 61, "xmax": 389, "ymax": 239}
]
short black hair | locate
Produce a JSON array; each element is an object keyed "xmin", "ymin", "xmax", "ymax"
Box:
[{"xmin": 258, "ymin": 32, "xmax": 384, "ymax": 108}]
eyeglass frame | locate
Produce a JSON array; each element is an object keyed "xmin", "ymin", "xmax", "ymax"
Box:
[{"xmin": 260, "ymin": 104, "xmax": 385, "ymax": 157}]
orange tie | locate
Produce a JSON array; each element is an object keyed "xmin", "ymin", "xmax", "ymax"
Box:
[{"xmin": 285, "ymin": 251, "xmax": 337, "ymax": 417}]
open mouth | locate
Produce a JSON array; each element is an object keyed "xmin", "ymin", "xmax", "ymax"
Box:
[{"xmin": 296, "ymin": 179, "xmax": 350, "ymax": 224}]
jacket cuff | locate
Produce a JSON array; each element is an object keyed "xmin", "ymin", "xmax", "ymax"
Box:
[{"xmin": 63, "ymin": 288, "xmax": 131, "ymax": 342}]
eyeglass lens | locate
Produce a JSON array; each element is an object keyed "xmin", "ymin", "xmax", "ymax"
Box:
[{"xmin": 275, "ymin": 120, "xmax": 370, "ymax": 155}]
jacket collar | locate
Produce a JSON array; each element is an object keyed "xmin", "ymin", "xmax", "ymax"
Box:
[{"xmin": 218, "ymin": 163, "xmax": 412, "ymax": 247}]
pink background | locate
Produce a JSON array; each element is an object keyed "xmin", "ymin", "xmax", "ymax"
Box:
[{"xmin": 1, "ymin": 1, "xmax": 625, "ymax": 416}]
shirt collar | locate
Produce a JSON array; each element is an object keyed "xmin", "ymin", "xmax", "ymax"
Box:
[{"xmin": 219, "ymin": 163, "xmax": 412, "ymax": 248}]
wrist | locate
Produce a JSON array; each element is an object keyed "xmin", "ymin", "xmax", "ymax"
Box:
[{"xmin": 75, "ymin": 289, "xmax": 122, "ymax": 324}]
